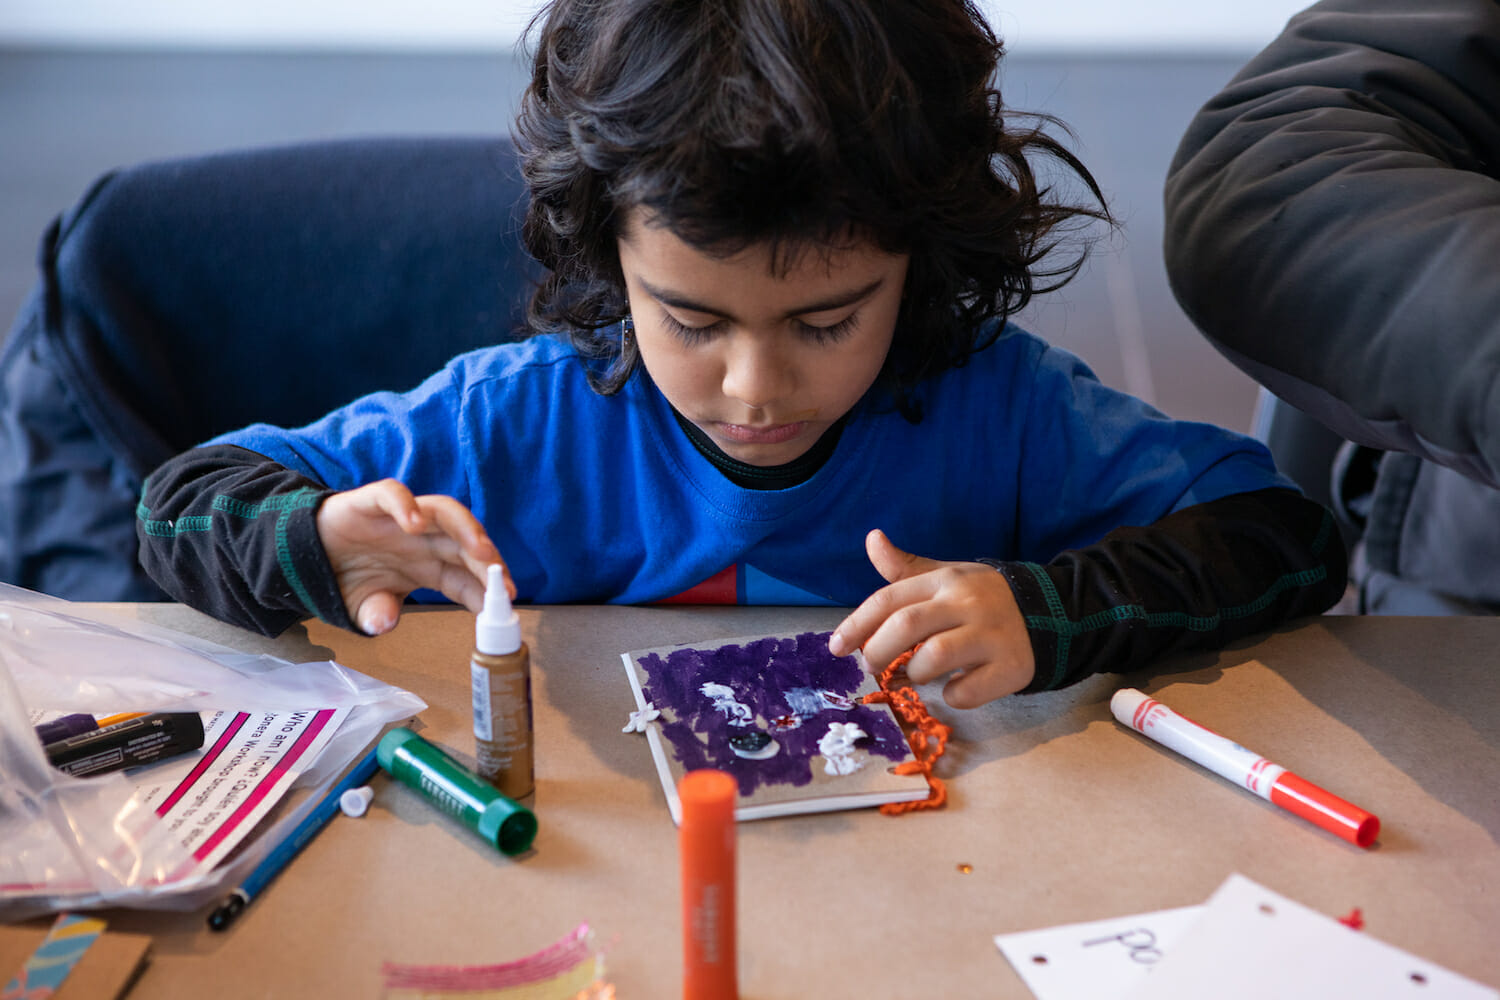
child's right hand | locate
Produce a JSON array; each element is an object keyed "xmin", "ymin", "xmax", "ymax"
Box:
[
  {"xmin": 829, "ymin": 529, "xmax": 1035, "ymax": 708},
  {"xmin": 315, "ymin": 479, "xmax": 511, "ymax": 635}
]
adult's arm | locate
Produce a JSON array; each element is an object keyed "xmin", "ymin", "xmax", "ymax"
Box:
[{"xmin": 1164, "ymin": 0, "xmax": 1500, "ymax": 487}]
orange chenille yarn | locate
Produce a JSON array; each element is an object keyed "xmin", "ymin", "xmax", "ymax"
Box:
[{"xmin": 861, "ymin": 646, "xmax": 952, "ymax": 814}]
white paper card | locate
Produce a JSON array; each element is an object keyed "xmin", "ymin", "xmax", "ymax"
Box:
[
  {"xmin": 994, "ymin": 905, "xmax": 1206, "ymax": 1000},
  {"xmin": 132, "ymin": 707, "xmax": 349, "ymax": 879},
  {"xmin": 1125, "ymin": 874, "xmax": 1498, "ymax": 1000}
]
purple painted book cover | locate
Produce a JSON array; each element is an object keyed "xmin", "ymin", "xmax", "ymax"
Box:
[{"xmin": 620, "ymin": 630, "xmax": 929, "ymax": 823}]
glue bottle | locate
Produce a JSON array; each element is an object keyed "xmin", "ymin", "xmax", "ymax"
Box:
[{"xmin": 471, "ymin": 563, "xmax": 534, "ymax": 799}]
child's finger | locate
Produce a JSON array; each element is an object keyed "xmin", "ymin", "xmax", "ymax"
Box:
[
  {"xmin": 940, "ymin": 657, "xmax": 1032, "ymax": 709},
  {"xmin": 864, "ymin": 528, "xmax": 943, "ymax": 583},
  {"xmin": 433, "ymin": 558, "xmax": 491, "ymax": 613},
  {"xmin": 362, "ymin": 479, "xmax": 424, "ymax": 531},
  {"xmin": 840, "ymin": 582, "xmax": 966, "ymax": 674},
  {"xmin": 476, "ymin": 556, "xmax": 517, "ymax": 600},
  {"xmin": 860, "ymin": 607, "xmax": 960, "ymax": 676},
  {"xmin": 831, "ymin": 532, "xmax": 952, "ymax": 662},
  {"xmin": 444, "ymin": 528, "xmax": 510, "ymax": 600},
  {"xmin": 829, "ymin": 531, "xmax": 937, "ymax": 656},
  {"xmin": 900, "ymin": 628, "xmax": 989, "ymax": 686},
  {"xmin": 417, "ymin": 496, "xmax": 501, "ymax": 559},
  {"xmin": 356, "ymin": 590, "xmax": 403, "ymax": 636},
  {"xmin": 829, "ymin": 572, "xmax": 933, "ymax": 659},
  {"xmin": 414, "ymin": 507, "xmax": 512, "ymax": 604}
]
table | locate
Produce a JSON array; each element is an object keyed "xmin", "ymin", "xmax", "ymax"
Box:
[{"xmin": 75, "ymin": 606, "xmax": 1500, "ymax": 995}]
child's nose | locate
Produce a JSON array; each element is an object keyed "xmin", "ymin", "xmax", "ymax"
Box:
[{"xmin": 721, "ymin": 338, "xmax": 796, "ymax": 411}]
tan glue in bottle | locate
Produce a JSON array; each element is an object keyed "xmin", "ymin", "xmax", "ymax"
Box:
[{"xmin": 471, "ymin": 563, "xmax": 534, "ymax": 799}]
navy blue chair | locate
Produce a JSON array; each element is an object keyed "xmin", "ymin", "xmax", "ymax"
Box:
[{"xmin": 0, "ymin": 136, "xmax": 540, "ymax": 600}]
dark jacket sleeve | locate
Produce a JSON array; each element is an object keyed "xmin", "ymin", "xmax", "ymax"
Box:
[
  {"xmin": 136, "ymin": 444, "xmax": 357, "ymax": 636},
  {"xmin": 1163, "ymin": 0, "xmax": 1500, "ymax": 487},
  {"xmin": 994, "ymin": 488, "xmax": 1346, "ymax": 691}
]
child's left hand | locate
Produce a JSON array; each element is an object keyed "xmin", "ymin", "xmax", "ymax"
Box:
[{"xmin": 829, "ymin": 529, "xmax": 1035, "ymax": 708}]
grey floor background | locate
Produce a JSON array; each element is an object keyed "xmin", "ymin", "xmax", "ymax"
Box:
[{"xmin": 0, "ymin": 48, "xmax": 1261, "ymax": 431}]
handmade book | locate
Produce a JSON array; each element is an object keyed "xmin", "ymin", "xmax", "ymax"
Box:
[{"xmin": 621, "ymin": 630, "xmax": 932, "ymax": 823}]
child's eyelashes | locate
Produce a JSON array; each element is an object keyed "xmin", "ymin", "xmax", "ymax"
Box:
[
  {"xmin": 660, "ymin": 314, "xmax": 728, "ymax": 345},
  {"xmin": 658, "ymin": 313, "xmax": 861, "ymax": 346},
  {"xmin": 796, "ymin": 315, "xmax": 860, "ymax": 344}
]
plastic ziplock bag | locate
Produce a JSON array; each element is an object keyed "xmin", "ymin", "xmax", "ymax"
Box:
[{"xmin": 0, "ymin": 583, "xmax": 426, "ymax": 919}]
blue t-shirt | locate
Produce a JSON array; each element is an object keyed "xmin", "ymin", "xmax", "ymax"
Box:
[{"xmin": 216, "ymin": 324, "xmax": 1290, "ymax": 606}]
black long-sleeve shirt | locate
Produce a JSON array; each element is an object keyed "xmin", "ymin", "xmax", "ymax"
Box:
[{"xmin": 138, "ymin": 444, "xmax": 1346, "ymax": 693}]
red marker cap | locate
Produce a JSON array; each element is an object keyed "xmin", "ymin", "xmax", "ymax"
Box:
[{"xmin": 1270, "ymin": 771, "xmax": 1380, "ymax": 848}]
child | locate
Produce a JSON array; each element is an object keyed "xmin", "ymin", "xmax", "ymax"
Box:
[{"xmin": 137, "ymin": 0, "xmax": 1346, "ymax": 709}]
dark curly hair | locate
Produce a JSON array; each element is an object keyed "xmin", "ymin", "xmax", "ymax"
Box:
[{"xmin": 514, "ymin": 0, "xmax": 1110, "ymax": 415}]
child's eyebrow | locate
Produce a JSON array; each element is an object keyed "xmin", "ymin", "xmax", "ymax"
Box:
[{"xmin": 637, "ymin": 277, "xmax": 886, "ymax": 319}]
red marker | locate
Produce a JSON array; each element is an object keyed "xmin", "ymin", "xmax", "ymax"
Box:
[
  {"xmin": 1111, "ymin": 688, "xmax": 1379, "ymax": 848},
  {"xmin": 680, "ymin": 769, "xmax": 738, "ymax": 1000}
]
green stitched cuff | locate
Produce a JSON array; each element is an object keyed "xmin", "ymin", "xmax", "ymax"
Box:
[
  {"xmin": 275, "ymin": 492, "xmax": 360, "ymax": 633},
  {"xmin": 983, "ymin": 559, "xmax": 1069, "ymax": 693}
]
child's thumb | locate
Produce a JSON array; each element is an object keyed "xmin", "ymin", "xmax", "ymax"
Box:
[{"xmin": 865, "ymin": 528, "xmax": 941, "ymax": 584}]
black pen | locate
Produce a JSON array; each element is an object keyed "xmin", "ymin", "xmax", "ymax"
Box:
[{"xmin": 207, "ymin": 743, "xmax": 382, "ymax": 931}]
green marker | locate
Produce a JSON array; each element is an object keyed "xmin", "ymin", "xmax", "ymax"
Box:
[{"xmin": 376, "ymin": 728, "xmax": 537, "ymax": 856}]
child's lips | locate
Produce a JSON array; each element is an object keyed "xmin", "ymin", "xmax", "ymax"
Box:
[{"xmin": 715, "ymin": 421, "xmax": 808, "ymax": 445}]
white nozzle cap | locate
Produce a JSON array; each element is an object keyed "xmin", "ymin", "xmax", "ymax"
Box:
[
  {"xmin": 476, "ymin": 563, "xmax": 522, "ymax": 655},
  {"xmin": 339, "ymin": 785, "xmax": 374, "ymax": 818}
]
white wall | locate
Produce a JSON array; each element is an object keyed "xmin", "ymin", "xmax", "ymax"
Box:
[
  {"xmin": 0, "ymin": 0, "xmax": 1309, "ymax": 52},
  {"xmin": 989, "ymin": 1, "xmax": 1306, "ymax": 51}
]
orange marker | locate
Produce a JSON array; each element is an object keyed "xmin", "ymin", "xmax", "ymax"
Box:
[{"xmin": 680, "ymin": 769, "xmax": 738, "ymax": 1000}]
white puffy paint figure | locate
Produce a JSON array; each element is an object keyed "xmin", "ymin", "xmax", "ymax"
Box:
[
  {"xmin": 818, "ymin": 721, "xmax": 868, "ymax": 776},
  {"xmin": 700, "ymin": 682, "xmax": 754, "ymax": 726}
]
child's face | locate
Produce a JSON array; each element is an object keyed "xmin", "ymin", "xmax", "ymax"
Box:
[{"xmin": 617, "ymin": 211, "xmax": 908, "ymax": 467}]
